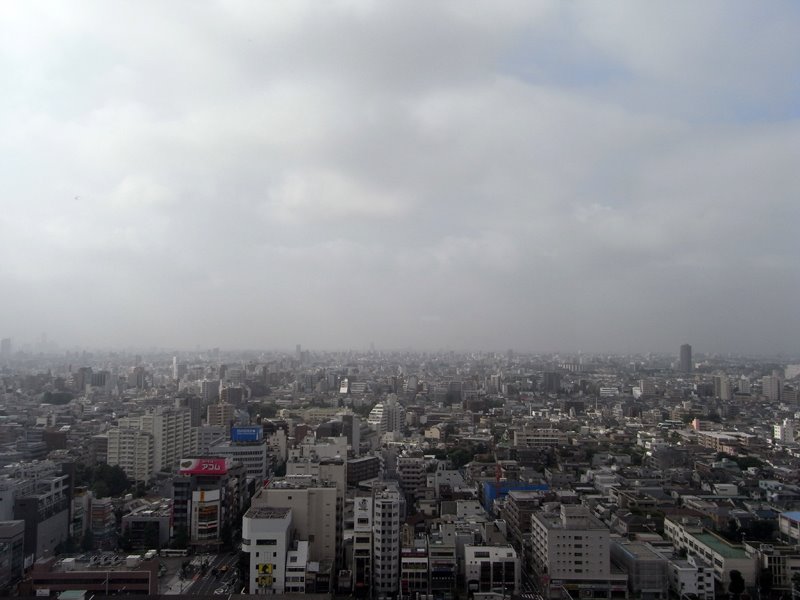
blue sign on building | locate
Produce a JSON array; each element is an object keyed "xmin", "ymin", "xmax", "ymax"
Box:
[{"xmin": 231, "ymin": 426, "xmax": 263, "ymax": 442}]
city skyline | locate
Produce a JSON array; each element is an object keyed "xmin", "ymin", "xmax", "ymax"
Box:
[{"xmin": 1, "ymin": 2, "xmax": 799, "ymax": 354}]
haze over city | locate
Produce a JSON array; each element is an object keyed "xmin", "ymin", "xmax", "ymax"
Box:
[{"xmin": 2, "ymin": 2, "xmax": 799, "ymax": 354}]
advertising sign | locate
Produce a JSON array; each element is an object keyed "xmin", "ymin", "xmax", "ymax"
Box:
[
  {"xmin": 179, "ymin": 457, "xmax": 229, "ymax": 475},
  {"xmin": 231, "ymin": 426, "xmax": 263, "ymax": 442}
]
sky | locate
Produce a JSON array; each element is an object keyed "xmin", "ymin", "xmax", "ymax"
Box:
[{"xmin": 1, "ymin": 1, "xmax": 799, "ymax": 354}]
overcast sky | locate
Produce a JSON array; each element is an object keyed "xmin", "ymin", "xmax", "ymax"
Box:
[{"xmin": 1, "ymin": 1, "xmax": 799, "ymax": 354}]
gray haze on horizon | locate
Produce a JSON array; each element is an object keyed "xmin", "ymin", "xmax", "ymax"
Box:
[{"xmin": 1, "ymin": 1, "xmax": 799, "ymax": 355}]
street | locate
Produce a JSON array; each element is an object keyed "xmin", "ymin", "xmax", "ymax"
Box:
[{"xmin": 185, "ymin": 552, "xmax": 242, "ymax": 595}]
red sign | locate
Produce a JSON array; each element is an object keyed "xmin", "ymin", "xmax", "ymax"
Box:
[{"xmin": 179, "ymin": 458, "xmax": 229, "ymax": 475}]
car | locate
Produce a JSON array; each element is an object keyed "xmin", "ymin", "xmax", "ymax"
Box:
[
  {"xmin": 214, "ymin": 587, "xmax": 228, "ymax": 595},
  {"xmin": 220, "ymin": 565, "xmax": 229, "ymax": 573}
]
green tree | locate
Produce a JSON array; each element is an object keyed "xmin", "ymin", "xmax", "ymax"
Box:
[
  {"xmin": 447, "ymin": 448, "xmax": 474, "ymax": 469},
  {"xmin": 728, "ymin": 569, "xmax": 745, "ymax": 599},
  {"xmin": 92, "ymin": 480, "xmax": 110, "ymax": 499}
]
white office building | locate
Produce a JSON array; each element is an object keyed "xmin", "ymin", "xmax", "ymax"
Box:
[{"xmin": 243, "ymin": 506, "xmax": 292, "ymax": 594}]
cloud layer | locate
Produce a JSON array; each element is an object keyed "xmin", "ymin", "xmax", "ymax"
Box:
[{"xmin": 1, "ymin": 1, "xmax": 799, "ymax": 354}]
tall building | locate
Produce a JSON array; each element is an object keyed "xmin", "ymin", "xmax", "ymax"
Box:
[
  {"xmin": 352, "ymin": 496, "xmax": 374, "ymax": 594},
  {"xmin": 396, "ymin": 451, "xmax": 427, "ymax": 505},
  {"xmin": 774, "ymin": 419, "xmax": 795, "ymax": 443},
  {"xmin": 372, "ymin": 483, "xmax": 402, "ymax": 596},
  {"xmin": 242, "ymin": 507, "xmax": 293, "ymax": 594},
  {"xmin": 541, "ymin": 371, "xmax": 561, "ymax": 394},
  {"xmin": 120, "ymin": 406, "xmax": 193, "ymax": 473},
  {"xmin": 0, "ymin": 338, "xmax": 11, "ymax": 358},
  {"xmin": 106, "ymin": 427, "xmax": 155, "ymax": 483},
  {"xmin": 763, "ymin": 374, "xmax": 782, "ymax": 402},
  {"xmin": 531, "ymin": 504, "xmax": 627, "ymax": 599},
  {"xmin": 713, "ymin": 375, "xmax": 732, "ymax": 401},
  {"xmin": 172, "ymin": 457, "xmax": 247, "ymax": 551},
  {"xmin": 200, "ymin": 379, "xmax": 220, "ymax": 403},
  {"xmin": 252, "ymin": 476, "xmax": 340, "ymax": 576},
  {"xmin": 210, "ymin": 426, "xmax": 270, "ymax": 479},
  {"xmin": 679, "ymin": 344, "xmax": 693, "ymax": 373},
  {"xmin": 172, "ymin": 356, "xmax": 187, "ymax": 381},
  {"xmin": 175, "ymin": 396, "xmax": 203, "ymax": 427},
  {"xmin": 207, "ymin": 401, "xmax": 236, "ymax": 432},
  {"xmin": 367, "ymin": 395, "xmax": 404, "ymax": 435}
]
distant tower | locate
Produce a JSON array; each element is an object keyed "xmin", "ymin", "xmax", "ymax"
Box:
[{"xmin": 679, "ymin": 344, "xmax": 693, "ymax": 373}]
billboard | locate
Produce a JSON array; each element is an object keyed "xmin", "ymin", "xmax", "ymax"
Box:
[
  {"xmin": 179, "ymin": 458, "xmax": 229, "ymax": 475},
  {"xmin": 231, "ymin": 426, "xmax": 263, "ymax": 442}
]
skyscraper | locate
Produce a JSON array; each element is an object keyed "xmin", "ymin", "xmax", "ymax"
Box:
[{"xmin": 679, "ymin": 344, "xmax": 693, "ymax": 373}]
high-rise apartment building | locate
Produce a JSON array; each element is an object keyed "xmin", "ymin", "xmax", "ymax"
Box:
[
  {"xmin": 713, "ymin": 375, "xmax": 732, "ymax": 401},
  {"xmin": 763, "ymin": 374, "xmax": 782, "ymax": 402},
  {"xmin": 106, "ymin": 427, "xmax": 155, "ymax": 482},
  {"xmin": 207, "ymin": 401, "xmax": 236, "ymax": 432},
  {"xmin": 119, "ymin": 406, "xmax": 193, "ymax": 473},
  {"xmin": 367, "ymin": 395, "xmax": 404, "ymax": 435},
  {"xmin": 372, "ymin": 483, "xmax": 402, "ymax": 596},
  {"xmin": 679, "ymin": 344, "xmax": 693, "ymax": 373},
  {"xmin": 200, "ymin": 379, "xmax": 220, "ymax": 403}
]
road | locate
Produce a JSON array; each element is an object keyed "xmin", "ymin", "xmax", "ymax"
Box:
[{"xmin": 185, "ymin": 552, "xmax": 241, "ymax": 595}]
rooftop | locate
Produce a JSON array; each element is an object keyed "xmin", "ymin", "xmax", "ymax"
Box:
[
  {"xmin": 245, "ymin": 507, "xmax": 292, "ymax": 519},
  {"xmin": 692, "ymin": 532, "xmax": 748, "ymax": 559}
]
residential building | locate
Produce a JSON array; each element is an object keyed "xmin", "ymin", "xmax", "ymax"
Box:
[
  {"xmin": 106, "ymin": 427, "xmax": 155, "ymax": 482},
  {"xmin": 531, "ymin": 504, "xmax": 627, "ymax": 599}
]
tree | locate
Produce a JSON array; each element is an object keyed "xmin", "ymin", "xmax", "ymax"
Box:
[
  {"xmin": 729, "ymin": 569, "xmax": 745, "ymax": 599},
  {"xmin": 447, "ymin": 448, "xmax": 474, "ymax": 469}
]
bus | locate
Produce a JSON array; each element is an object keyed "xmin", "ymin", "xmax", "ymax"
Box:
[{"xmin": 159, "ymin": 549, "xmax": 189, "ymax": 558}]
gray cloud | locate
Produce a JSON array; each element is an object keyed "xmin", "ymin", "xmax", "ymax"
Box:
[{"xmin": 1, "ymin": 1, "xmax": 799, "ymax": 354}]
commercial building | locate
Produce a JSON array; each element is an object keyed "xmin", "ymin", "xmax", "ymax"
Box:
[
  {"xmin": 347, "ymin": 456, "xmax": 380, "ymax": 486},
  {"xmin": 242, "ymin": 506, "xmax": 292, "ymax": 594},
  {"xmin": 610, "ymin": 540, "xmax": 668, "ymax": 600},
  {"xmin": 680, "ymin": 344, "xmax": 693, "ymax": 373},
  {"xmin": 464, "ymin": 544, "xmax": 520, "ymax": 595},
  {"xmin": 121, "ymin": 499, "xmax": 172, "ymax": 550},
  {"xmin": 172, "ymin": 457, "xmax": 247, "ymax": 551},
  {"xmin": 209, "ymin": 427, "xmax": 270, "ymax": 480},
  {"xmin": 23, "ymin": 555, "xmax": 160, "ymax": 596},
  {"xmin": 252, "ymin": 476, "xmax": 339, "ymax": 573},
  {"xmin": 0, "ymin": 521, "xmax": 24, "ymax": 589}
]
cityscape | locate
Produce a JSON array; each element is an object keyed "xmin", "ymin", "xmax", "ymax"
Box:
[
  {"xmin": 2, "ymin": 2, "xmax": 800, "ymax": 600},
  {"xmin": 0, "ymin": 341, "xmax": 799, "ymax": 599}
]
